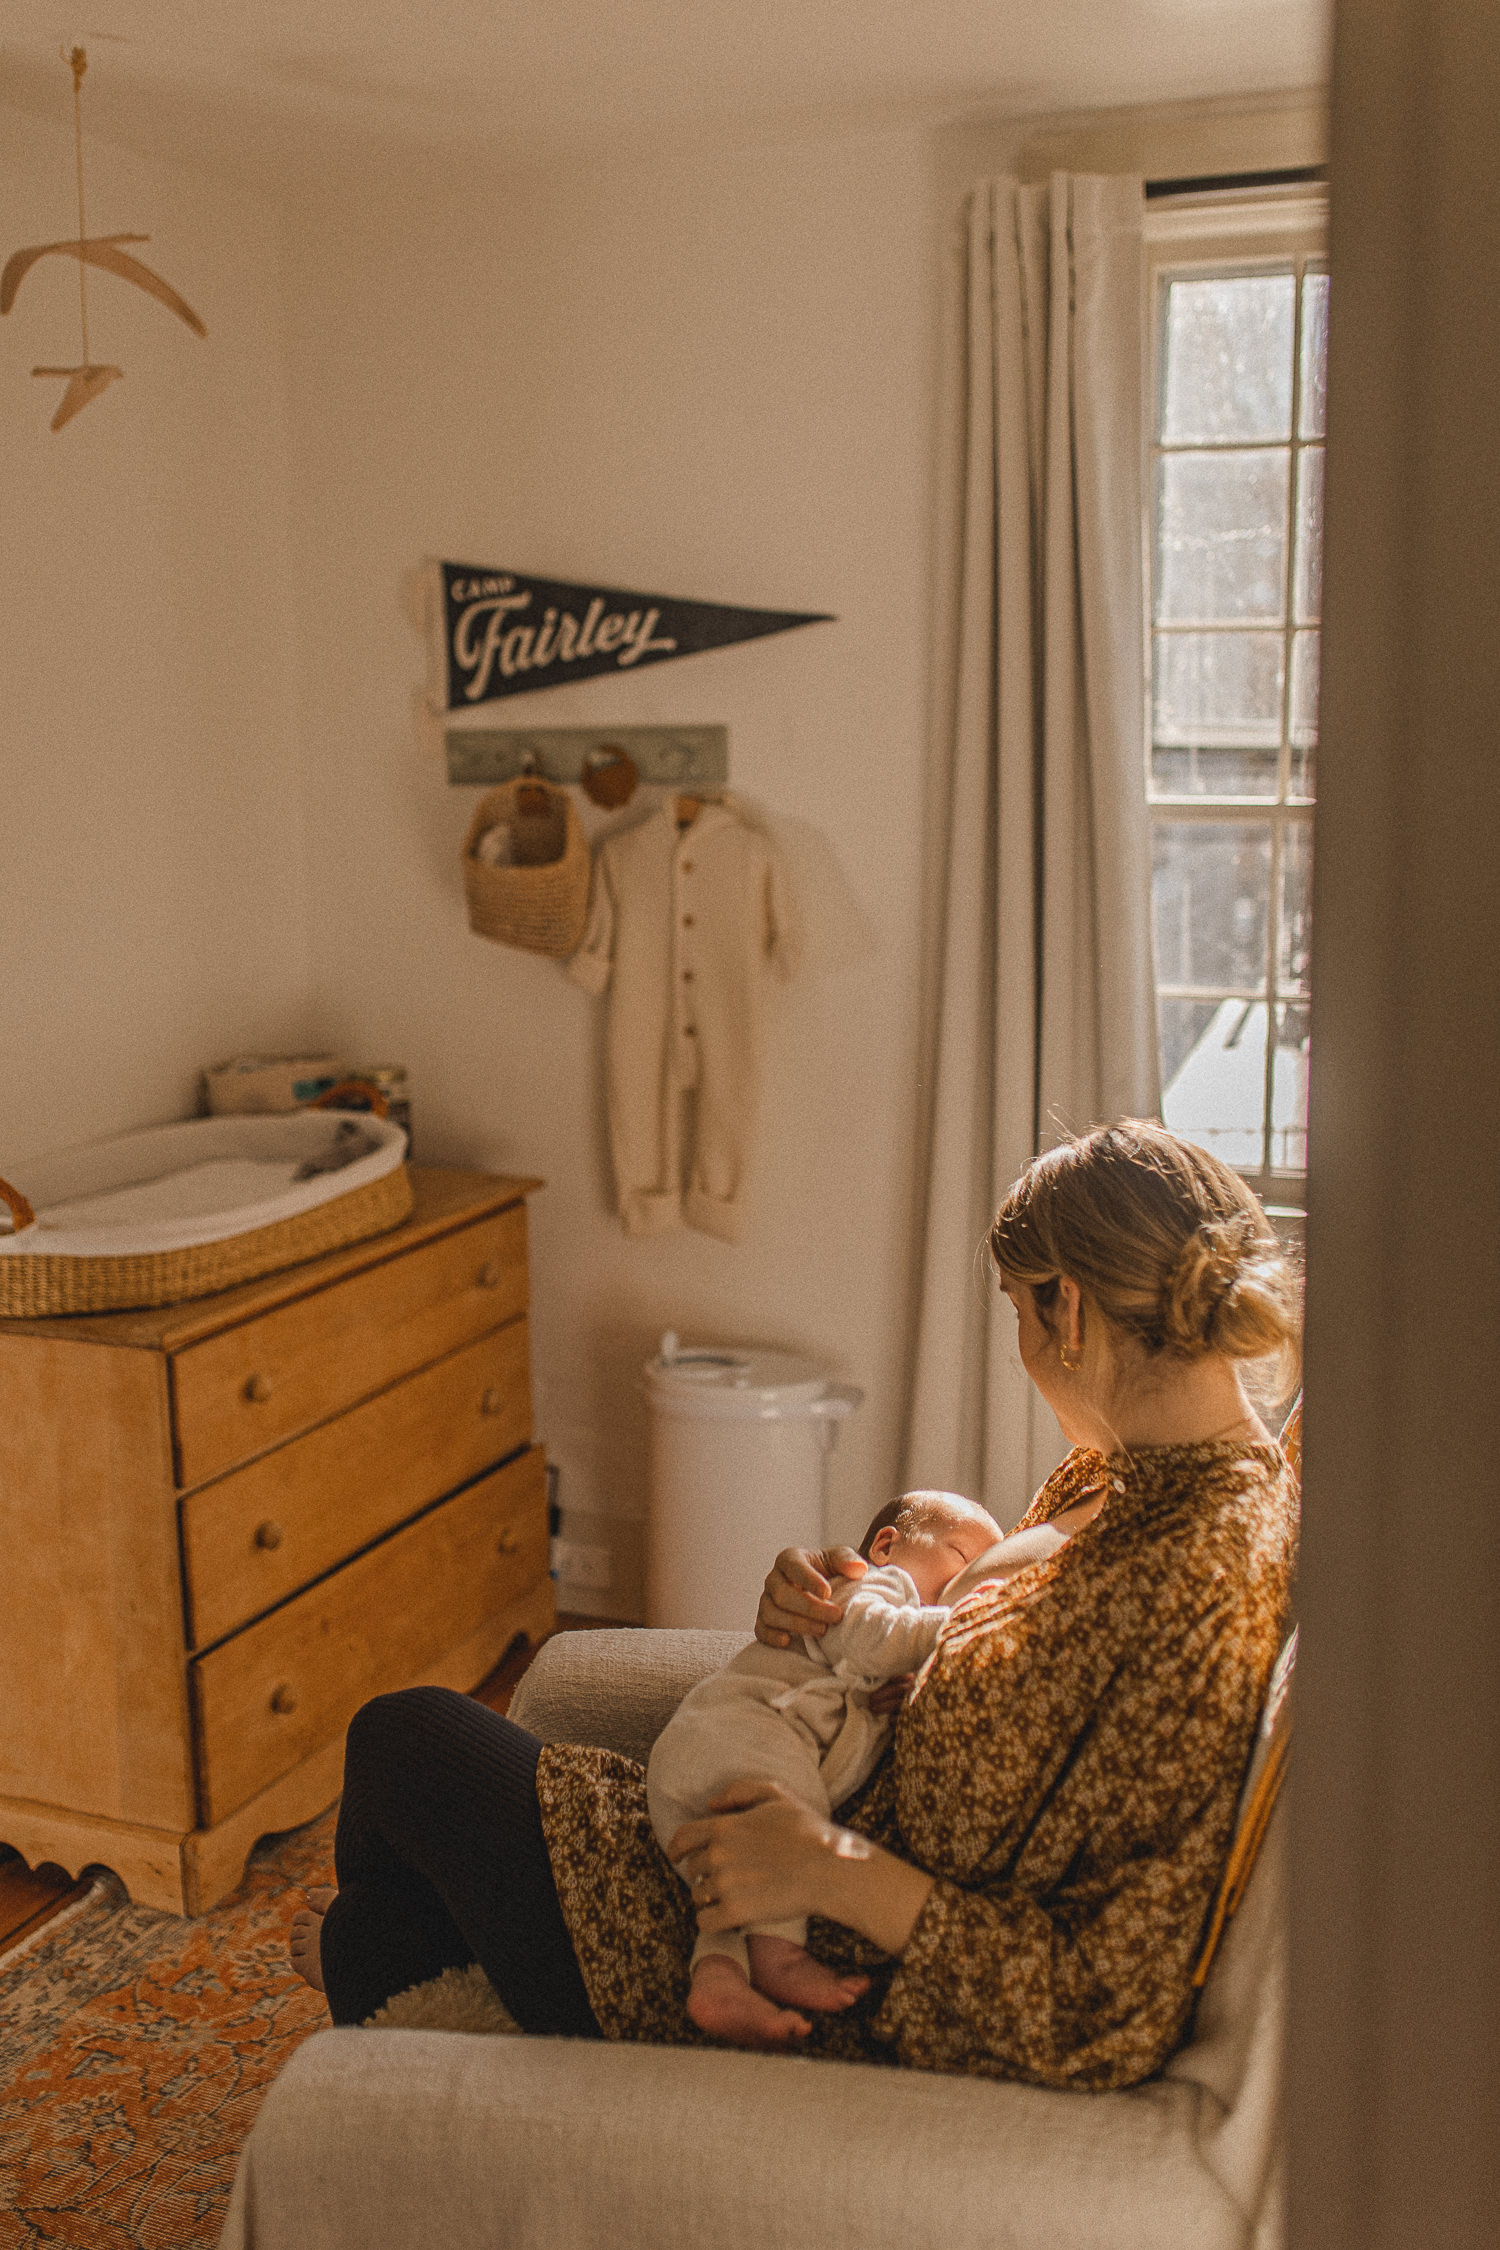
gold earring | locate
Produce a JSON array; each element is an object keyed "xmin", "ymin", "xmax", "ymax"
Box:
[{"xmin": 1059, "ymin": 1343, "xmax": 1081, "ymax": 1373}]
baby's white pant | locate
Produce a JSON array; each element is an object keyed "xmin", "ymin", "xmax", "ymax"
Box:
[
  {"xmin": 689, "ymin": 1921, "xmax": 807, "ymax": 1979},
  {"xmin": 647, "ymin": 1671, "xmax": 847, "ymax": 1978}
]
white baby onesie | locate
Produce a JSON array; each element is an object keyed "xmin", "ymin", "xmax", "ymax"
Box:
[
  {"xmin": 568, "ymin": 797, "xmax": 799, "ymax": 1243},
  {"xmin": 646, "ymin": 1564, "xmax": 952, "ymax": 1977}
]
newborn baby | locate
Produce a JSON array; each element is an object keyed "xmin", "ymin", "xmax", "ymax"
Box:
[{"xmin": 648, "ymin": 1488, "xmax": 1068, "ymax": 2046}]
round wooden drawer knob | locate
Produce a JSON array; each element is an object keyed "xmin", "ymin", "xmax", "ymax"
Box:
[
  {"xmin": 497, "ymin": 1525, "xmax": 520, "ymax": 1554},
  {"xmin": 244, "ymin": 1374, "xmax": 273, "ymax": 1403},
  {"xmin": 269, "ymin": 1682, "xmax": 298, "ymax": 1716},
  {"xmin": 481, "ymin": 1386, "xmax": 505, "ymax": 1415},
  {"xmin": 477, "ymin": 1261, "xmax": 502, "ymax": 1288},
  {"xmin": 254, "ymin": 1519, "xmax": 284, "ymax": 1551}
]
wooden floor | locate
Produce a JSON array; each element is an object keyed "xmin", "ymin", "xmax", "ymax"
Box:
[
  {"xmin": 0, "ymin": 1614, "xmax": 631, "ymax": 1967},
  {"xmin": 0, "ymin": 1852, "xmax": 86, "ymax": 1960}
]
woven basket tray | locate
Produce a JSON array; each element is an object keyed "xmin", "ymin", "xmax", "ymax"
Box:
[
  {"xmin": 462, "ymin": 778, "xmax": 591, "ymax": 958},
  {"xmin": 0, "ymin": 1107, "xmax": 413, "ymax": 1318}
]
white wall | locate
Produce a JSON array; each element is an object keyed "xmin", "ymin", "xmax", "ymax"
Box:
[
  {"xmin": 277, "ymin": 128, "xmax": 938, "ymax": 1610},
  {"xmin": 0, "ymin": 103, "xmax": 310, "ymax": 1165},
  {"xmin": 3, "ymin": 89, "xmax": 1323, "ymax": 1621}
]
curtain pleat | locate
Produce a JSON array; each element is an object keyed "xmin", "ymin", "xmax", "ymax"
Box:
[{"xmin": 903, "ymin": 174, "xmax": 1160, "ymax": 1528}]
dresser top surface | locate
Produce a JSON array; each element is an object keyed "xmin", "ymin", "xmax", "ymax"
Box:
[{"xmin": 0, "ymin": 1166, "xmax": 542, "ymax": 1352}]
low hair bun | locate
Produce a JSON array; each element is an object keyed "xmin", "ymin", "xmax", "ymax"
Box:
[
  {"xmin": 989, "ymin": 1119, "xmax": 1302, "ymax": 1385},
  {"xmin": 1158, "ymin": 1214, "xmax": 1258, "ymax": 1353},
  {"xmin": 1205, "ymin": 1250, "xmax": 1302, "ymax": 1374}
]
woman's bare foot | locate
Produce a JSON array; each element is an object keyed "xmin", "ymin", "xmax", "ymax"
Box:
[
  {"xmin": 290, "ymin": 1886, "xmax": 335, "ymax": 1994},
  {"xmin": 686, "ymin": 1954, "xmax": 811, "ymax": 2048},
  {"xmin": 747, "ymin": 1933, "xmax": 869, "ymax": 2013}
]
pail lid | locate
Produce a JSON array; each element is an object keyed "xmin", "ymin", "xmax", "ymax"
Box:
[{"xmin": 645, "ymin": 1331, "xmax": 831, "ymax": 1418}]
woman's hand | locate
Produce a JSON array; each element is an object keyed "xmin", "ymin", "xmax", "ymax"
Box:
[
  {"xmin": 755, "ymin": 1545, "xmax": 866, "ymax": 1648},
  {"xmin": 668, "ymin": 1779, "xmax": 936, "ymax": 1957},
  {"xmin": 669, "ymin": 1780, "xmax": 841, "ymax": 1935}
]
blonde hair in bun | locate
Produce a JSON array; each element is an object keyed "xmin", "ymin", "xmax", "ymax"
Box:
[{"xmin": 990, "ymin": 1120, "xmax": 1301, "ymax": 1384}]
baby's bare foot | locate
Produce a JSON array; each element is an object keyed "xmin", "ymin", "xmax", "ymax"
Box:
[
  {"xmin": 748, "ymin": 1933, "xmax": 869, "ymax": 2013},
  {"xmin": 686, "ymin": 1953, "xmax": 811, "ymax": 2048},
  {"xmin": 290, "ymin": 1886, "xmax": 336, "ymax": 1994}
]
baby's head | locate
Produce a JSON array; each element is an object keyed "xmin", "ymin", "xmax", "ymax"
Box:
[{"xmin": 858, "ymin": 1490, "xmax": 1002, "ymax": 1604}]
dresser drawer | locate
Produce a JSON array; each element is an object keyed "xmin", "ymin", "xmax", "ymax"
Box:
[
  {"xmin": 180, "ymin": 1320, "xmax": 532, "ymax": 1649},
  {"xmin": 190, "ymin": 1446, "xmax": 548, "ymax": 1824},
  {"xmin": 171, "ymin": 1203, "xmax": 529, "ymax": 1487}
]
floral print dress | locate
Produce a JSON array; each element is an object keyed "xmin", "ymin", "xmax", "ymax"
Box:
[{"xmin": 534, "ymin": 1438, "xmax": 1297, "ymax": 2090}]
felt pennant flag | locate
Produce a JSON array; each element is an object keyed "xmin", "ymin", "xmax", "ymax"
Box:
[{"xmin": 433, "ymin": 561, "xmax": 833, "ymax": 710}]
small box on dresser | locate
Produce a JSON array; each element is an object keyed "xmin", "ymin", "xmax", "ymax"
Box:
[{"xmin": 0, "ymin": 1167, "xmax": 555, "ymax": 1915}]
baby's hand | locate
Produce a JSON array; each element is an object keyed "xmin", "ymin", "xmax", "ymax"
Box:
[{"xmin": 867, "ymin": 1674, "xmax": 914, "ymax": 1717}]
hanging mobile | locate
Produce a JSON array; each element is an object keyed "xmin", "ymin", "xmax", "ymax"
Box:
[{"xmin": 1, "ymin": 44, "xmax": 206, "ymax": 432}]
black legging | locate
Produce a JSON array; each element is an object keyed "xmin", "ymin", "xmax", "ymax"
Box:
[{"xmin": 319, "ymin": 1685, "xmax": 601, "ymax": 2037}]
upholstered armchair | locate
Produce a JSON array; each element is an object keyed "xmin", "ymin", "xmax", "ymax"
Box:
[{"xmin": 220, "ymin": 1622, "xmax": 1287, "ymax": 2250}]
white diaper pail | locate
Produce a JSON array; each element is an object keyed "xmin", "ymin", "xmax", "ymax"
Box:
[{"xmin": 644, "ymin": 1332, "xmax": 863, "ymax": 1629}]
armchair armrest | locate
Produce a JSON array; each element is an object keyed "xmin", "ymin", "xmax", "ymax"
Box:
[
  {"xmin": 507, "ymin": 1627, "xmax": 747, "ymax": 1763},
  {"xmin": 220, "ymin": 2024, "xmax": 1244, "ymax": 2250}
]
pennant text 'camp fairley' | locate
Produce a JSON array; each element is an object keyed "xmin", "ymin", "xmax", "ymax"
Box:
[{"xmin": 434, "ymin": 562, "xmax": 833, "ymax": 710}]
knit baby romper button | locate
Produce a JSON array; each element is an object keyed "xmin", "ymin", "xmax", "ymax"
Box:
[
  {"xmin": 683, "ymin": 914, "xmax": 695, "ymax": 928},
  {"xmin": 682, "ymin": 968, "xmax": 694, "ymax": 982},
  {"xmin": 682, "ymin": 860, "xmax": 694, "ymax": 873}
]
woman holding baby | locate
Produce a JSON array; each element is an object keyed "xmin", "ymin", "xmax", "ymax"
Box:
[{"xmin": 295, "ymin": 1120, "xmax": 1298, "ymax": 2091}]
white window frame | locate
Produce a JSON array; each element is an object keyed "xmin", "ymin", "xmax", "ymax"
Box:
[{"xmin": 1143, "ymin": 185, "xmax": 1329, "ymax": 1218}]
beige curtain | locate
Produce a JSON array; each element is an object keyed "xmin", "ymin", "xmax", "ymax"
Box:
[{"xmin": 902, "ymin": 174, "xmax": 1160, "ymax": 1528}]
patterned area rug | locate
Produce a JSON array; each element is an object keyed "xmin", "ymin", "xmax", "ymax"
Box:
[{"xmin": 0, "ymin": 1811, "xmax": 336, "ymax": 2250}]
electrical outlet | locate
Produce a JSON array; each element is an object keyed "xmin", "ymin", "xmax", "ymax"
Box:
[{"xmin": 551, "ymin": 1538, "xmax": 613, "ymax": 1590}]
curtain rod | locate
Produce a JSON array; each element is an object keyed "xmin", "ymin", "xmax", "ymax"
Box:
[{"xmin": 1144, "ymin": 165, "xmax": 1326, "ymax": 199}]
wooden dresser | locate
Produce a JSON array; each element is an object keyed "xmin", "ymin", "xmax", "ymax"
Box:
[{"xmin": 0, "ymin": 1167, "xmax": 554, "ymax": 1914}]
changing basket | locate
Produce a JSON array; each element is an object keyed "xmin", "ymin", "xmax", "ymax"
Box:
[{"xmin": 0, "ymin": 1113, "xmax": 413, "ymax": 1317}]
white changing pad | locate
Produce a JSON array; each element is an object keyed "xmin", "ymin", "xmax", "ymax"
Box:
[{"xmin": 0, "ymin": 1114, "xmax": 408, "ymax": 1259}]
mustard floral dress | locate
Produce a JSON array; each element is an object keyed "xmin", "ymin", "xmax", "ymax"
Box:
[{"xmin": 534, "ymin": 1438, "xmax": 1297, "ymax": 2090}]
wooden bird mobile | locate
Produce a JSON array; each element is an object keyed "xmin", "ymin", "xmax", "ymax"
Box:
[{"xmin": 2, "ymin": 46, "xmax": 206, "ymax": 431}]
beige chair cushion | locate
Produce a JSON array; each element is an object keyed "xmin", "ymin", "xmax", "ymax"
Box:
[{"xmin": 221, "ymin": 2019, "xmax": 1254, "ymax": 2250}]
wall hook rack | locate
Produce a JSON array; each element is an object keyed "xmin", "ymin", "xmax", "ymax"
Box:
[{"xmin": 445, "ymin": 724, "xmax": 728, "ymax": 792}]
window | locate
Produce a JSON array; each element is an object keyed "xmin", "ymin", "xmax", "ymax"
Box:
[{"xmin": 1145, "ymin": 191, "xmax": 1327, "ymax": 1207}]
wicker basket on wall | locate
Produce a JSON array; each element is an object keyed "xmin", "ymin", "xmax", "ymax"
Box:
[{"xmin": 462, "ymin": 779, "xmax": 591, "ymax": 958}]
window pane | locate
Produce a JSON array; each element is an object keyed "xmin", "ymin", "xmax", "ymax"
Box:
[
  {"xmin": 1153, "ymin": 631, "xmax": 1284, "ymax": 748},
  {"xmin": 1151, "ymin": 745, "xmax": 1280, "ymax": 797},
  {"xmin": 1293, "ymin": 446, "xmax": 1324, "ymax": 623},
  {"xmin": 1279, "ymin": 822, "xmax": 1312, "ymax": 996},
  {"xmin": 1289, "ymin": 630, "xmax": 1319, "ymax": 743},
  {"xmin": 1289, "ymin": 630, "xmax": 1319, "ymax": 795},
  {"xmin": 1299, "ymin": 272, "xmax": 1330, "ymax": 439},
  {"xmin": 1152, "ymin": 820, "xmax": 1271, "ymax": 989},
  {"xmin": 1156, "ymin": 452, "xmax": 1290, "ymax": 623},
  {"xmin": 1158, "ymin": 995, "xmax": 1221, "ymax": 1087},
  {"xmin": 1161, "ymin": 275, "xmax": 1296, "ymax": 443},
  {"xmin": 1161, "ymin": 997, "xmax": 1267, "ymax": 1171},
  {"xmin": 1271, "ymin": 1002, "xmax": 1310, "ymax": 1170}
]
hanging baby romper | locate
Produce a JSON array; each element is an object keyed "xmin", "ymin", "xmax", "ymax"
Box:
[{"xmin": 568, "ymin": 797, "xmax": 800, "ymax": 1241}]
